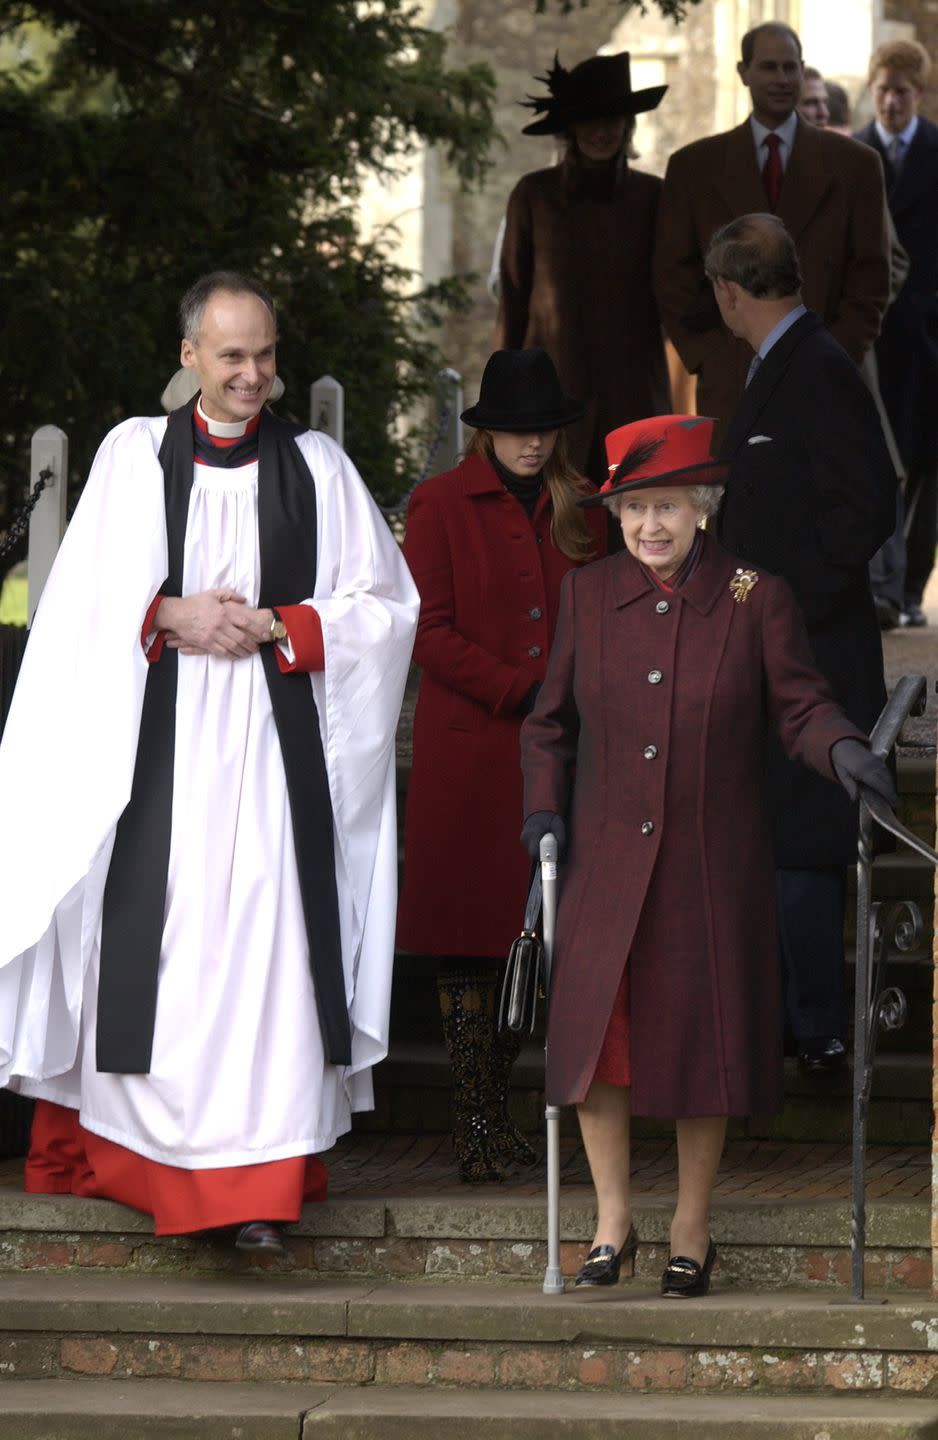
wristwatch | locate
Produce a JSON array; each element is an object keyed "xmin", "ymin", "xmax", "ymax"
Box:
[{"xmin": 269, "ymin": 609, "xmax": 287, "ymax": 643}]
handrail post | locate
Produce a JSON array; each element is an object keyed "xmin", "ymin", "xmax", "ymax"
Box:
[
  {"xmin": 849, "ymin": 802, "xmax": 875, "ymax": 1303},
  {"xmin": 27, "ymin": 426, "xmax": 68, "ymax": 625}
]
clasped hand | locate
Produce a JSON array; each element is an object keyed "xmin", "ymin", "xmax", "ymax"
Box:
[{"xmin": 156, "ymin": 590, "xmax": 273, "ymax": 659}]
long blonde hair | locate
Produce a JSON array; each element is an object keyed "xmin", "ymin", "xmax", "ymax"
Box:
[{"xmin": 468, "ymin": 428, "xmax": 598, "ymax": 563}]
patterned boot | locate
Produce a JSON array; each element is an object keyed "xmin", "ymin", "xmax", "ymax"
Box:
[
  {"xmin": 487, "ymin": 1022, "xmax": 539, "ymax": 1168},
  {"xmin": 437, "ymin": 971, "xmax": 504, "ymax": 1184}
]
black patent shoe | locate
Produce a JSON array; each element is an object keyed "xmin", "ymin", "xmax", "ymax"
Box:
[
  {"xmin": 574, "ymin": 1226, "xmax": 638, "ymax": 1289},
  {"xmin": 661, "ymin": 1238, "xmax": 717, "ymax": 1298},
  {"xmin": 797, "ymin": 1037, "xmax": 847, "ymax": 1074},
  {"xmin": 234, "ymin": 1221, "xmax": 286, "ymax": 1255}
]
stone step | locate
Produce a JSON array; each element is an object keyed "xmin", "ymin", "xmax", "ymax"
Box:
[
  {"xmin": 0, "ymin": 1147, "xmax": 928, "ymax": 1288},
  {"xmin": 3, "ymin": 1273, "xmax": 938, "ymax": 1400},
  {"xmin": 3, "ymin": 1382, "xmax": 938, "ymax": 1440},
  {"xmin": 362, "ymin": 1045, "xmax": 933, "ymax": 1144}
]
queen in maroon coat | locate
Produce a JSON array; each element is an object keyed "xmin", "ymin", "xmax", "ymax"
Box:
[
  {"xmin": 520, "ymin": 414, "xmax": 894, "ymax": 1297},
  {"xmin": 397, "ymin": 349, "xmax": 606, "ymax": 1184}
]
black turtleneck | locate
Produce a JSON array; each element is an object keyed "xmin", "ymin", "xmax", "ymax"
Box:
[{"xmin": 492, "ymin": 455, "xmax": 544, "ymax": 518}]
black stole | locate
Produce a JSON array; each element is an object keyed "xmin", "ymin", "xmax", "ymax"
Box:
[{"xmin": 96, "ymin": 397, "xmax": 351, "ymax": 1072}]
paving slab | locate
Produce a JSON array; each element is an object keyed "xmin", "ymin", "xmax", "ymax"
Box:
[
  {"xmin": 303, "ymin": 1385, "xmax": 938, "ymax": 1438},
  {"xmin": 0, "ymin": 1380, "xmax": 337, "ymax": 1440}
]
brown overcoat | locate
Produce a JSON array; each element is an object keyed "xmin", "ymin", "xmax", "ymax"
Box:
[
  {"xmin": 520, "ymin": 535, "xmax": 864, "ymax": 1116},
  {"xmin": 653, "ymin": 118, "xmax": 889, "ymax": 444},
  {"xmin": 496, "ymin": 163, "xmax": 671, "ymax": 485}
]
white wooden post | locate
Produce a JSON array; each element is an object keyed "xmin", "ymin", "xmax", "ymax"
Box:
[
  {"xmin": 27, "ymin": 426, "xmax": 68, "ymax": 625},
  {"xmin": 434, "ymin": 368, "xmax": 463, "ymax": 476},
  {"xmin": 310, "ymin": 375, "xmax": 344, "ymax": 447}
]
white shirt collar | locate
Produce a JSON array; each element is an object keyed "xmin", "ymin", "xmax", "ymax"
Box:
[
  {"xmin": 874, "ymin": 115, "xmax": 918, "ymax": 151},
  {"xmin": 750, "ymin": 110, "xmax": 799, "ymax": 169},
  {"xmin": 196, "ymin": 396, "xmax": 252, "ymax": 438}
]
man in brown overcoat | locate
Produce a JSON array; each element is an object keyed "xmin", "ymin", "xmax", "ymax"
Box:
[{"xmin": 653, "ymin": 21, "xmax": 890, "ymax": 445}]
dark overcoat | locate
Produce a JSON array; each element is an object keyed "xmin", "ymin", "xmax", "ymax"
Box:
[
  {"xmin": 521, "ymin": 535, "xmax": 863, "ymax": 1115},
  {"xmin": 855, "ymin": 116, "xmax": 938, "ymax": 468},
  {"xmin": 495, "ymin": 163, "xmax": 671, "ymax": 485},
  {"xmin": 717, "ymin": 312, "xmax": 893, "ymax": 866},
  {"xmin": 653, "ymin": 117, "xmax": 889, "ymax": 444},
  {"xmin": 397, "ymin": 454, "xmax": 605, "ymax": 959}
]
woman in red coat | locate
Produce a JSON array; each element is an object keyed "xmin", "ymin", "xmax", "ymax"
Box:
[
  {"xmin": 397, "ymin": 349, "xmax": 606, "ymax": 1182},
  {"xmin": 520, "ymin": 415, "xmax": 895, "ymax": 1294}
]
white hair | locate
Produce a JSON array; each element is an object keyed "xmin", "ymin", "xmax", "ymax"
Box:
[{"xmin": 605, "ymin": 483, "xmax": 724, "ymax": 518}]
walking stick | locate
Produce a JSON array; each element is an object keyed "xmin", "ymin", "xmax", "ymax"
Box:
[{"xmin": 539, "ymin": 832, "xmax": 564, "ymax": 1295}]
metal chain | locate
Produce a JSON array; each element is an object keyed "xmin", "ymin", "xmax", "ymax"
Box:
[
  {"xmin": 0, "ymin": 469, "xmax": 52, "ymax": 562},
  {"xmin": 381, "ymin": 400, "xmax": 453, "ymax": 518}
]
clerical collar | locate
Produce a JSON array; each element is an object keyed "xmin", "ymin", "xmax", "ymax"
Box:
[{"xmin": 195, "ymin": 397, "xmax": 261, "ymax": 439}]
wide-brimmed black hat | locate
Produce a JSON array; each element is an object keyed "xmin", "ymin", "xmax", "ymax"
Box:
[
  {"xmin": 521, "ymin": 52, "xmax": 667, "ymax": 137},
  {"xmin": 460, "ymin": 349, "xmax": 583, "ymax": 432}
]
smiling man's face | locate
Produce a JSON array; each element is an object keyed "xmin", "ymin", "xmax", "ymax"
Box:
[
  {"xmin": 738, "ymin": 29, "xmax": 803, "ymax": 129},
  {"xmin": 181, "ymin": 290, "xmax": 277, "ymax": 424}
]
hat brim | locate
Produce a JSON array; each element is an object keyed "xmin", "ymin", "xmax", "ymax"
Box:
[
  {"xmin": 521, "ymin": 84, "xmax": 668, "ymax": 136},
  {"xmin": 460, "ymin": 400, "xmax": 584, "ymax": 431},
  {"xmin": 577, "ymin": 459, "xmax": 729, "ymax": 507}
]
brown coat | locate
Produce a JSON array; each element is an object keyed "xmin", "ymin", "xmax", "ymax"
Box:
[
  {"xmin": 496, "ymin": 163, "xmax": 671, "ymax": 485},
  {"xmin": 520, "ymin": 535, "xmax": 864, "ymax": 1116},
  {"xmin": 653, "ymin": 118, "xmax": 889, "ymax": 444}
]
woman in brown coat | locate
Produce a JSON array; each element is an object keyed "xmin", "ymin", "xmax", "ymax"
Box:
[
  {"xmin": 496, "ymin": 52, "xmax": 672, "ymax": 486},
  {"xmin": 397, "ymin": 349, "xmax": 605, "ymax": 1184},
  {"xmin": 520, "ymin": 414, "xmax": 895, "ymax": 1295}
]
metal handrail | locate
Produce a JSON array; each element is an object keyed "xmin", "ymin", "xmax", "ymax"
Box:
[{"xmin": 847, "ymin": 673, "xmax": 937, "ymax": 1304}]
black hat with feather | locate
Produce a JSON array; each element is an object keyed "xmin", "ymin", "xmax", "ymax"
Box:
[{"xmin": 521, "ymin": 52, "xmax": 667, "ymax": 137}]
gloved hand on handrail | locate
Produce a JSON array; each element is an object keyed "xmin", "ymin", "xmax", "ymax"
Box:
[{"xmin": 830, "ymin": 739, "xmax": 897, "ymax": 808}]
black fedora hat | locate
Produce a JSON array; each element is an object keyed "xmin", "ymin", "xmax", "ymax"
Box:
[
  {"xmin": 461, "ymin": 349, "xmax": 583, "ymax": 432},
  {"xmin": 521, "ymin": 52, "xmax": 667, "ymax": 137}
]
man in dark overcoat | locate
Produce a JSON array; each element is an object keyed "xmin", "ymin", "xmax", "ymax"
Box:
[
  {"xmin": 710, "ymin": 214, "xmax": 895, "ymax": 1072},
  {"xmin": 855, "ymin": 39, "xmax": 938, "ymax": 628},
  {"xmin": 654, "ymin": 21, "xmax": 889, "ymax": 448}
]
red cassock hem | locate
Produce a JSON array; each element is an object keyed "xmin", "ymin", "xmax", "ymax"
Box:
[
  {"xmin": 24, "ymin": 1100, "xmax": 328, "ymax": 1237},
  {"xmin": 592, "ymin": 965, "xmax": 632, "ymax": 1088},
  {"xmin": 141, "ymin": 593, "xmax": 166, "ymax": 663}
]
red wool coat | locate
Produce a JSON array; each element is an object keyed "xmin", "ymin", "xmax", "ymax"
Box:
[
  {"xmin": 396, "ymin": 454, "xmax": 606, "ymax": 959},
  {"xmin": 521, "ymin": 535, "xmax": 865, "ymax": 1116}
]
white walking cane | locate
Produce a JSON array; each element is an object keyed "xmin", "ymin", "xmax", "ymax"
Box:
[{"xmin": 539, "ymin": 832, "xmax": 564, "ymax": 1295}]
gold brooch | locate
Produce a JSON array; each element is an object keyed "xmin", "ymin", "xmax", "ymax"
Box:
[{"xmin": 729, "ymin": 568, "xmax": 759, "ymax": 604}]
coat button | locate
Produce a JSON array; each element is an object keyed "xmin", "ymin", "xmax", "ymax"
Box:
[
  {"xmin": 641, "ymin": 820, "xmax": 654, "ymax": 835},
  {"xmin": 655, "ymin": 600, "xmax": 670, "ymax": 615},
  {"xmin": 647, "ymin": 669, "xmax": 662, "ymax": 684},
  {"xmin": 644, "ymin": 745, "xmax": 658, "ymax": 760},
  {"xmin": 529, "ymin": 606, "xmax": 542, "ymax": 620},
  {"xmin": 536, "ymin": 535, "xmax": 543, "ymax": 544},
  {"xmin": 528, "ymin": 645, "xmax": 542, "ymax": 658}
]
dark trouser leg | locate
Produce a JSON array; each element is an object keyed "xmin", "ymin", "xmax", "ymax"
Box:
[
  {"xmin": 776, "ymin": 866, "xmax": 848, "ymax": 1044},
  {"xmin": 869, "ymin": 487, "xmax": 906, "ymax": 618},
  {"xmin": 437, "ymin": 967, "xmax": 503, "ymax": 1183},
  {"xmin": 903, "ymin": 459, "xmax": 938, "ymax": 610}
]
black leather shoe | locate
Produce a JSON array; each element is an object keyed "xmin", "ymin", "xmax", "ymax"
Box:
[
  {"xmin": 874, "ymin": 596, "xmax": 900, "ymax": 631},
  {"xmin": 661, "ymin": 1238, "xmax": 717, "ymax": 1298},
  {"xmin": 234, "ymin": 1221, "xmax": 286, "ymax": 1255},
  {"xmin": 574, "ymin": 1226, "xmax": 638, "ymax": 1289},
  {"xmin": 797, "ymin": 1037, "xmax": 847, "ymax": 1074},
  {"xmin": 900, "ymin": 604, "xmax": 927, "ymax": 628}
]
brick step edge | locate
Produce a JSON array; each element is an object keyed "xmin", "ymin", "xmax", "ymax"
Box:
[
  {"xmin": 5, "ymin": 1325, "xmax": 938, "ymax": 1401},
  {"xmin": 0, "ymin": 1226, "xmax": 928, "ymax": 1291},
  {"xmin": 3, "ymin": 1383, "xmax": 938, "ymax": 1440}
]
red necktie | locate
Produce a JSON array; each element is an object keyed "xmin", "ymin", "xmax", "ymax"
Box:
[{"xmin": 762, "ymin": 132, "xmax": 782, "ymax": 211}]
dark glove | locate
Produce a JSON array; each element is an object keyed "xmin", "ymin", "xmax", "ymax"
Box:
[
  {"xmin": 520, "ymin": 811, "xmax": 566, "ymax": 858},
  {"xmin": 517, "ymin": 682, "xmax": 541, "ymax": 717},
  {"xmin": 830, "ymin": 738, "xmax": 897, "ymax": 808}
]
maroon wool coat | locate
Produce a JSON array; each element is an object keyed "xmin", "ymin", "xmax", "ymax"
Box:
[
  {"xmin": 396, "ymin": 454, "xmax": 606, "ymax": 959},
  {"xmin": 520, "ymin": 535, "xmax": 864, "ymax": 1116}
]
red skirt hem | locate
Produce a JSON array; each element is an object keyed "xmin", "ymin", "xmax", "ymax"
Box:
[
  {"xmin": 592, "ymin": 965, "xmax": 632, "ymax": 1088},
  {"xmin": 24, "ymin": 1100, "xmax": 329, "ymax": 1236}
]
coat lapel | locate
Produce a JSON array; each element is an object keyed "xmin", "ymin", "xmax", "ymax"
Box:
[
  {"xmin": 720, "ymin": 312, "xmax": 823, "ymax": 460},
  {"xmin": 776, "ymin": 118, "xmax": 833, "ymax": 241},
  {"xmin": 715, "ymin": 122, "xmax": 768, "ymax": 216},
  {"xmin": 888, "ymin": 116, "xmax": 938, "ymax": 218}
]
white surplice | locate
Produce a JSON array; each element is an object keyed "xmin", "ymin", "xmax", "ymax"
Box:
[{"xmin": 0, "ymin": 418, "xmax": 418, "ymax": 1168}]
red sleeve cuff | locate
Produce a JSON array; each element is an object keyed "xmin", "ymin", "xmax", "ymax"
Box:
[
  {"xmin": 274, "ymin": 604, "xmax": 324, "ymax": 673},
  {"xmin": 142, "ymin": 594, "xmax": 166, "ymax": 663}
]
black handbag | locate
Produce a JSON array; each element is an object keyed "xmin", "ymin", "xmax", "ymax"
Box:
[{"xmin": 498, "ymin": 868, "xmax": 545, "ymax": 1035}]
